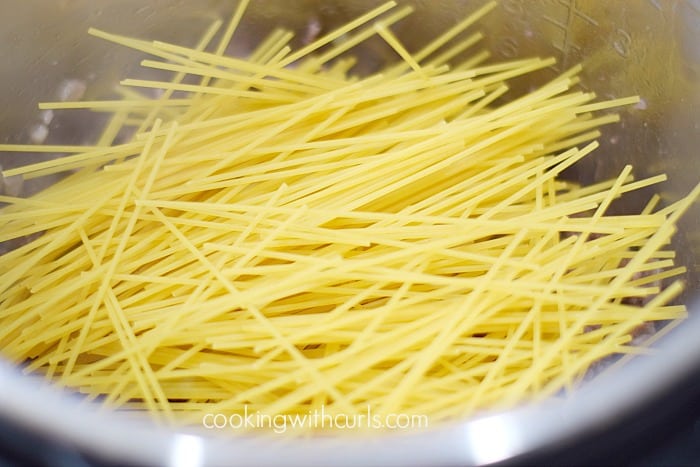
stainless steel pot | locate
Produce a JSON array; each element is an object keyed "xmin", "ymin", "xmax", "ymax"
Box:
[{"xmin": 1, "ymin": 1, "xmax": 699, "ymax": 465}]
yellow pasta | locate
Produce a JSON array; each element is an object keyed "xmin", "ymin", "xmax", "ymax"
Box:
[{"xmin": 1, "ymin": 0, "xmax": 698, "ymax": 433}]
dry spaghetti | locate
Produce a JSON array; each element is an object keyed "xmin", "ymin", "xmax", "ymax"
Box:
[{"xmin": 1, "ymin": 0, "xmax": 698, "ymax": 432}]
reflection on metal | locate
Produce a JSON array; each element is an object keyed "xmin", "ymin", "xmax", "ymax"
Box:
[
  {"xmin": 462, "ymin": 414, "xmax": 523, "ymax": 465},
  {"xmin": 170, "ymin": 434, "xmax": 205, "ymax": 467}
]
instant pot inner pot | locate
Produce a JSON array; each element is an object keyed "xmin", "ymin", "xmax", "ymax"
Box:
[{"xmin": 1, "ymin": 1, "xmax": 699, "ymax": 466}]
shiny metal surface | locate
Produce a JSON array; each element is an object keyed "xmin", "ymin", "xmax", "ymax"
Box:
[{"xmin": 1, "ymin": 1, "xmax": 699, "ymax": 465}]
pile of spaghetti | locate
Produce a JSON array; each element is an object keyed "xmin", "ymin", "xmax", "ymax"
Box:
[{"xmin": 1, "ymin": 0, "xmax": 698, "ymax": 431}]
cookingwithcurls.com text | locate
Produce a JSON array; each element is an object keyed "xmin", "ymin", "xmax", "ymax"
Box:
[{"xmin": 202, "ymin": 405, "xmax": 429, "ymax": 434}]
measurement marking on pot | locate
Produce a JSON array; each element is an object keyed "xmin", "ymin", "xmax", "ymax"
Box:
[
  {"xmin": 499, "ymin": 0, "xmax": 528, "ymax": 59},
  {"xmin": 561, "ymin": 0, "xmax": 598, "ymax": 27},
  {"xmin": 543, "ymin": 0, "xmax": 599, "ymax": 67},
  {"xmin": 612, "ymin": 28, "xmax": 632, "ymax": 58}
]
